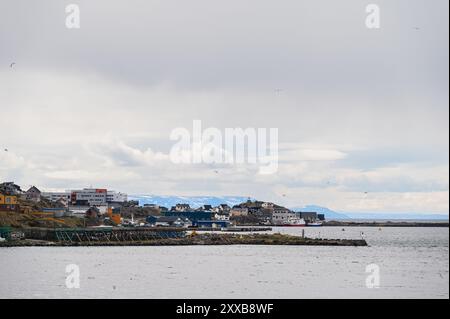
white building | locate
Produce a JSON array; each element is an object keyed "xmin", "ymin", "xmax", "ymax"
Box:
[
  {"xmin": 107, "ymin": 191, "xmax": 128, "ymax": 203},
  {"xmin": 215, "ymin": 213, "xmax": 230, "ymax": 221},
  {"xmin": 272, "ymin": 210, "xmax": 297, "ymax": 225},
  {"xmin": 212, "ymin": 204, "xmax": 231, "ymax": 213},
  {"xmin": 71, "ymin": 188, "xmax": 107, "ymax": 206},
  {"xmin": 42, "ymin": 191, "xmax": 71, "ymax": 203},
  {"xmin": 44, "ymin": 188, "xmax": 127, "ymax": 207},
  {"xmin": 175, "ymin": 204, "xmax": 191, "ymax": 212},
  {"xmin": 262, "ymin": 202, "xmax": 274, "ymax": 209}
]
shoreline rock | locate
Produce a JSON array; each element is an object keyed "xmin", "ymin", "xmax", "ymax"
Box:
[
  {"xmin": 0, "ymin": 233, "xmax": 367, "ymax": 247},
  {"xmin": 322, "ymin": 221, "xmax": 449, "ymax": 227}
]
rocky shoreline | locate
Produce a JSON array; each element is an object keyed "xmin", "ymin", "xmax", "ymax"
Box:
[{"xmin": 0, "ymin": 233, "xmax": 367, "ymax": 247}]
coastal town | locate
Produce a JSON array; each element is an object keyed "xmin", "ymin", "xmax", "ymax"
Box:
[
  {"xmin": 0, "ymin": 181, "xmax": 368, "ymax": 247},
  {"xmin": 0, "ymin": 181, "xmax": 325, "ymax": 231},
  {"xmin": 2, "ymin": 181, "xmax": 447, "ymax": 247}
]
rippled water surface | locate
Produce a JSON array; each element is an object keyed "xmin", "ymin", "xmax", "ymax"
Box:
[{"xmin": 0, "ymin": 227, "xmax": 448, "ymax": 298}]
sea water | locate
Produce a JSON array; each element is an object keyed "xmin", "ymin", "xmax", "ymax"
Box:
[{"xmin": 0, "ymin": 227, "xmax": 448, "ymax": 298}]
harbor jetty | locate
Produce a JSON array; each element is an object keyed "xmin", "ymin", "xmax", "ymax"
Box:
[
  {"xmin": 0, "ymin": 227, "xmax": 367, "ymax": 247},
  {"xmin": 323, "ymin": 220, "xmax": 449, "ymax": 227}
]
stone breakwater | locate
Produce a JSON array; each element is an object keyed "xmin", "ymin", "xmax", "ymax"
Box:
[
  {"xmin": 0, "ymin": 233, "xmax": 367, "ymax": 247},
  {"xmin": 323, "ymin": 221, "xmax": 449, "ymax": 227}
]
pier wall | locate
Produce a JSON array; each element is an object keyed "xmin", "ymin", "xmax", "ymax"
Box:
[{"xmin": 22, "ymin": 227, "xmax": 186, "ymax": 243}]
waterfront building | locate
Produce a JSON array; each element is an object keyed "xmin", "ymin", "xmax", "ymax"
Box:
[
  {"xmin": 273, "ymin": 205, "xmax": 290, "ymax": 215},
  {"xmin": 24, "ymin": 186, "xmax": 41, "ymax": 202},
  {"xmin": 198, "ymin": 204, "xmax": 213, "ymax": 211},
  {"xmin": 195, "ymin": 220, "xmax": 229, "ymax": 228},
  {"xmin": 0, "ymin": 193, "xmax": 19, "ymax": 212},
  {"xmin": 272, "ymin": 210, "xmax": 298, "ymax": 225},
  {"xmin": 213, "ymin": 204, "xmax": 231, "ymax": 214},
  {"xmin": 262, "ymin": 202, "xmax": 274, "ymax": 209},
  {"xmin": 146, "ymin": 216, "xmax": 192, "ymax": 227},
  {"xmin": 298, "ymin": 212, "xmax": 318, "ymax": 223},
  {"xmin": 0, "ymin": 182, "xmax": 22, "ymax": 196},
  {"xmin": 70, "ymin": 188, "xmax": 107, "ymax": 206},
  {"xmin": 42, "ymin": 191, "xmax": 71, "ymax": 203},
  {"xmin": 173, "ymin": 203, "xmax": 191, "ymax": 212},
  {"xmin": 106, "ymin": 191, "xmax": 128, "ymax": 203},
  {"xmin": 42, "ymin": 188, "xmax": 129, "ymax": 209},
  {"xmin": 164, "ymin": 210, "xmax": 214, "ymax": 222},
  {"xmin": 214, "ymin": 212, "xmax": 230, "ymax": 221}
]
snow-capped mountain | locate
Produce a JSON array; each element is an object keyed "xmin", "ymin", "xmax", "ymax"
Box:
[
  {"xmin": 130, "ymin": 196, "xmax": 350, "ymax": 220},
  {"xmin": 128, "ymin": 196, "xmax": 448, "ymax": 220},
  {"xmin": 129, "ymin": 195, "xmax": 252, "ymax": 209}
]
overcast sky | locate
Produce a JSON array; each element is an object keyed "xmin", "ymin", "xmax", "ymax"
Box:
[{"xmin": 0, "ymin": 0, "xmax": 448, "ymax": 214}]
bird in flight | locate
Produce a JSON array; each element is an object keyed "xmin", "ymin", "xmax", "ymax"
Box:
[{"xmin": 10, "ymin": 62, "xmax": 16, "ymax": 68}]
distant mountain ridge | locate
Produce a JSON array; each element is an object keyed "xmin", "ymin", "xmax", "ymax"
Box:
[
  {"xmin": 129, "ymin": 195, "xmax": 251, "ymax": 209},
  {"xmin": 129, "ymin": 195, "xmax": 449, "ymax": 220},
  {"xmin": 290, "ymin": 205, "xmax": 350, "ymax": 220}
]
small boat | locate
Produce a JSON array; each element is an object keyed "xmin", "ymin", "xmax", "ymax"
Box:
[
  {"xmin": 282, "ymin": 217, "xmax": 306, "ymax": 227},
  {"xmin": 306, "ymin": 221, "xmax": 323, "ymax": 227}
]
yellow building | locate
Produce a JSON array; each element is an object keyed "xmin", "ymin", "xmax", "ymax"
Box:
[
  {"xmin": 0, "ymin": 193, "xmax": 19, "ymax": 212},
  {"xmin": 0, "ymin": 193, "xmax": 18, "ymax": 205}
]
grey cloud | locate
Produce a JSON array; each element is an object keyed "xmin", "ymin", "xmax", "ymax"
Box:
[{"xmin": 0, "ymin": 0, "xmax": 448, "ymax": 213}]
